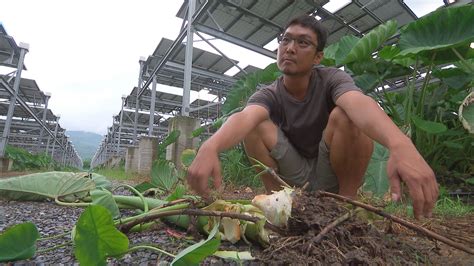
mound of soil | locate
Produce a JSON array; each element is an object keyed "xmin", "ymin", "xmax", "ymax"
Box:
[{"xmin": 255, "ymin": 191, "xmax": 473, "ymax": 265}]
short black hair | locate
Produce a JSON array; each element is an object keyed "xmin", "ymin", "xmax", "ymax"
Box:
[{"xmin": 283, "ymin": 15, "xmax": 328, "ymax": 52}]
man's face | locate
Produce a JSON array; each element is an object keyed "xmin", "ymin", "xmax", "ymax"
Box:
[{"xmin": 277, "ymin": 24, "xmax": 323, "ymax": 76}]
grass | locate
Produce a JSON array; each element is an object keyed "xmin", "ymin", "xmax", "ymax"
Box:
[
  {"xmin": 94, "ymin": 167, "xmax": 134, "ymax": 181},
  {"xmin": 382, "ymin": 195, "xmax": 474, "ymax": 218}
]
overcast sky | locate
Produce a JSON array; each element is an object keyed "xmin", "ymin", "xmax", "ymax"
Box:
[{"xmin": 0, "ymin": 0, "xmax": 443, "ymax": 136}]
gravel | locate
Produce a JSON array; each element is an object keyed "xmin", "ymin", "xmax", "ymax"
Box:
[{"xmin": 0, "ymin": 181, "xmax": 258, "ymax": 265}]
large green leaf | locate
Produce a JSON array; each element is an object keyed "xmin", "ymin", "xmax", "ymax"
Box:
[
  {"xmin": 91, "ymin": 173, "xmax": 112, "ymax": 191},
  {"xmin": 432, "ymin": 67, "xmax": 473, "ymax": 89},
  {"xmin": 171, "ymin": 223, "xmax": 221, "ymax": 266},
  {"xmin": 0, "ymin": 222, "xmax": 40, "ymax": 262},
  {"xmin": 158, "ymin": 130, "xmax": 181, "ymax": 152},
  {"xmin": 411, "ymin": 115, "xmax": 448, "ymax": 134},
  {"xmin": 151, "ymin": 160, "xmax": 178, "ymax": 191},
  {"xmin": 91, "ymin": 188, "xmax": 120, "ymax": 219},
  {"xmin": 321, "ymin": 42, "xmax": 339, "ymax": 66},
  {"xmin": 335, "ymin": 35, "xmax": 360, "ymax": 66},
  {"xmin": 459, "ymin": 92, "xmax": 474, "ymax": 134},
  {"xmin": 0, "ymin": 172, "xmax": 95, "ymax": 201},
  {"xmin": 343, "ymin": 20, "xmax": 398, "ymax": 64},
  {"xmin": 399, "ymin": 5, "xmax": 474, "ymax": 56},
  {"xmin": 74, "ymin": 205, "xmax": 129, "ymax": 266},
  {"xmin": 363, "ymin": 142, "xmax": 389, "ymax": 197}
]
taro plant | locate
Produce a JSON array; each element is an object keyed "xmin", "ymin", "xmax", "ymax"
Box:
[{"xmin": 319, "ymin": 5, "xmax": 474, "ymax": 193}]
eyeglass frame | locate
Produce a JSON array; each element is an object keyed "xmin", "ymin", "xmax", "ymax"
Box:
[{"xmin": 276, "ymin": 34, "xmax": 317, "ymax": 49}]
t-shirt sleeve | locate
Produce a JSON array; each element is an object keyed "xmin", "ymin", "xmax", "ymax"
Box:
[
  {"xmin": 246, "ymin": 86, "xmax": 275, "ymax": 113},
  {"xmin": 328, "ymin": 69, "xmax": 361, "ymax": 102}
]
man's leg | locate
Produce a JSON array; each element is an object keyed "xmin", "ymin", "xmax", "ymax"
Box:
[
  {"xmin": 242, "ymin": 120, "xmax": 280, "ymax": 193},
  {"xmin": 323, "ymin": 107, "xmax": 374, "ymax": 198}
]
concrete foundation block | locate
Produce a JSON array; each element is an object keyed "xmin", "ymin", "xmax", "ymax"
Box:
[
  {"xmin": 0, "ymin": 157, "xmax": 13, "ymax": 172},
  {"xmin": 166, "ymin": 116, "xmax": 200, "ymax": 170},
  {"xmin": 137, "ymin": 136, "xmax": 158, "ymax": 174},
  {"xmin": 125, "ymin": 147, "xmax": 139, "ymax": 172}
]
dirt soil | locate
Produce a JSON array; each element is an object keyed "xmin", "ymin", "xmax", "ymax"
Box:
[
  {"xmin": 249, "ymin": 191, "xmax": 474, "ymax": 265},
  {"xmin": 1, "ymin": 172, "xmax": 473, "ymax": 264}
]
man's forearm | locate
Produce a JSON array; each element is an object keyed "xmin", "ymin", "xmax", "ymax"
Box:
[{"xmin": 338, "ymin": 92, "xmax": 412, "ymax": 149}]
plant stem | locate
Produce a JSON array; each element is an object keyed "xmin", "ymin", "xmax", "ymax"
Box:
[
  {"xmin": 249, "ymin": 157, "xmax": 289, "ymax": 188},
  {"xmin": 417, "ymin": 52, "xmax": 437, "ymax": 117},
  {"xmin": 126, "ymin": 245, "xmax": 176, "ymax": 258},
  {"xmin": 119, "ymin": 208, "xmax": 286, "ymax": 236},
  {"xmin": 452, "ymin": 47, "xmax": 474, "ymax": 73},
  {"xmin": 113, "ymin": 184, "xmax": 149, "ymax": 213},
  {"xmin": 319, "ymin": 191, "xmax": 474, "ymax": 255},
  {"xmin": 37, "ymin": 241, "xmax": 72, "ymax": 253},
  {"xmin": 54, "ymin": 198, "xmax": 91, "ymax": 207},
  {"xmin": 116, "ymin": 203, "xmax": 190, "ymax": 225}
]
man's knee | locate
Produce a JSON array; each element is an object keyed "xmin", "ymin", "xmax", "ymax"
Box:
[{"xmin": 243, "ymin": 120, "xmax": 278, "ymax": 152}]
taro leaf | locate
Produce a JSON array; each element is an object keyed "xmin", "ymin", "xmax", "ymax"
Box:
[
  {"xmin": 343, "ymin": 20, "xmax": 398, "ymax": 64},
  {"xmin": 0, "ymin": 171, "xmax": 95, "ymax": 201},
  {"xmin": 459, "ymin": 92, "xmax": 474, "ymax": 134},
  {"xmin": 74, "ymin": 205, "xmax": 129, "ymax": 266},
  {"xmin": 363, "ymin": 142, "xmax": 389, "ymax": 197},
  {"xmin": 158, "ymin": 130, "xmax": 181, "ymax": 152},
  {"xmin": 91, "ymin": 188, "xmax": 120, "ymax": 219},
  {"xmin": 134, "ymin": 181, "xmax": 155, "ymax": 193},
  {"xmin": 91, "ymin": 173, "xmax": 112, "ymax": 191},
  {"xmin": 321, "ymin": 42, "xmax": 339, "ymax": 66},
  {"xmin": 335, "ymin": 35, "xmax": 360, "ymax": 66},
  {"xmin": 259, "ymin": 63, "xmax": 280, "ymax": 83},
  {"xmin": 181, "ymin": 149, "xmax": 196, "ymax": 168},
  {"xmin": 432, "ymin": 68, "xmax": 473, "ymax": 89},
  {"xmin": 171, "ymin": 223, "xmax": 221, "ymax": 266},
  {"xmin": 399, "ymin": 5, "xmax": 474, "ymax": 56},
  {"xmin": 151, "ymin": 160, "xmax": 178, "ymax": 191},
  {"xmin": 411, "ymin": 114, "xmax": 447, "ymax": 134},
  {"xmin": 0, "ymin": 222, "xmax": 40, "ymax": 262},
  {"xmin": 166, "ymin": 183, "xmax": 186, "ymax": 201},
  {"xmin": 354, "ymin": 73, "xmax": 379, "ymax": 93},
  {"xmin": 466, "ymin": 177, "xmax": 474, "ymax": 185}
]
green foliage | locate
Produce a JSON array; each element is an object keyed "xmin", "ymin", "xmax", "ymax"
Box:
[
  {"xmin": 151, "ymin": 160, "xmax": 179, "ymax": 192},
  {"xmin": 74, "ymin": 205, "xmax": 129, "ymax": 265},
  {"xmin": 221, "ymin": 147, "xmax": 262, "ymax": 188},
  {"xmin": 5, "ymin": 146, "xmax": 54, "ymax": 171},
  {"xmin": 157, "ymin": 130, "xmax": 180, "ymax": 161},
  {"xmin": 322, "ymin": 4, "xmax": 474, "ymax": 177},
  {"xmin": 434, "ymin": 196, "xmax": 474, "ymax": 217},
  {"xmin": 91, "ymin": 188, "xmax": 120, "ymax": 219},
  {"xmin": 0, "ymin": 171, "xmax": 95, "ymax": 201},
  {"xmin": 171, "ymin": 223, "xmax": 221, "ymax": 266},
  {"xmin": 222, "ymin": 63, "xmax": 281, "ymax": 115},
  {"xmin": 362, "ymin": 142, "xmax": 389, "ymax": 196},
  {"xmin": 0, "ymin": 222, "xmax": 40, "ymax": 262},
  {"xmin": 94, "ymin": 166, "xmax": 133, "ymax": 181}
]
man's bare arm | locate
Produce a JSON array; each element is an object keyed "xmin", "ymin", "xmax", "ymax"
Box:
[
  {"xmin": 336, "ymin": 91, "xmax": 438, "ymax": 219},
  {"xmin": 187, "ymin": 105, "xmax": 270, "ymax": 195}
]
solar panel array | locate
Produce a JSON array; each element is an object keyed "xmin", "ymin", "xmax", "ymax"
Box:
[
  {"xmin": 91, "ymin": 0, "xmax": 418, "ymax": 167},
  {"xmin": 0, "ymin": 24, "xmax": 82, "ymax": 169}
]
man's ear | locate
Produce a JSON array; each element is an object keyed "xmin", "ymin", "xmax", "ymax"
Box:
[{"xmin": 313, "ymin": 51, "xmax": 324, "ymax": 65}]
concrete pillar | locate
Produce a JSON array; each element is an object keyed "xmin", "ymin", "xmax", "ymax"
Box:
[
  {"xmin": 0, "ymin": 158, "xmax": 13, "ymax": 172},
  {"xmin": 166, "ymin": 116, "xmax": 200, "ymax": 170},
  {"xmin": 125, "ymin": 146, "xmax": 139, "ymax": 172},
  {"xmin": 137, "ymin": 136, "xmax": 158, "ymax": 174}
]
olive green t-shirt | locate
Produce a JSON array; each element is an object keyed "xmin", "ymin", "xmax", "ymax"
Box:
[{"xmin": 247, "ymin": 66, "xmax": 361, "ymax": 158}]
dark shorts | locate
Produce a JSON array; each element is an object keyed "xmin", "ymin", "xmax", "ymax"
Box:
[{"xmin": 269, "ymin": 127, "xmax": 339, "ymax": 193}]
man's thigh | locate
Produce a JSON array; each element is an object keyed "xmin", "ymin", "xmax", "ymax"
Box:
[{"xmin": 270, "ymin": 127, "xmax": 338, "ymax": 192}]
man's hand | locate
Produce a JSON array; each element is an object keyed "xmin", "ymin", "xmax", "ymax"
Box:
[
  {"xmin": 186, "ymin": 143, "xmax": 223, "ymax": 197},
  {"xmin": 387, "ymin": 139, "xmax": 439, "ymax": 219}
]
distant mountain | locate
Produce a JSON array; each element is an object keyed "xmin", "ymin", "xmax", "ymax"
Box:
[{"xmin": 67, "ymin": 131, "xmax": 103, "ymax": 161}]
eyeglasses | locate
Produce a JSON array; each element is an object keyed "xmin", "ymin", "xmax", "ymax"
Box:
[{"xmin": 277, "ymin": 35, "xmax": 317, "ymax": 49}]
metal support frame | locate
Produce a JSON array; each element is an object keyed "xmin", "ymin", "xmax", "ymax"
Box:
[
  {"xmin": 148, "ymin": 76, "xmax": 157, "ymax": 136},
  {"xmin": 133, "ymin": 57, "xmax": 146, "ymax": 145},
  {"xmin": 36, "ymin": 93, "xmax": 50, "ymax": 153},
  {"xmin": 0, "ymin": 43, "xmax": 28, "ymax": 157},
  {"xmin": 182, "ymin": 0, "xmax": 196, "ymax": 116}
]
